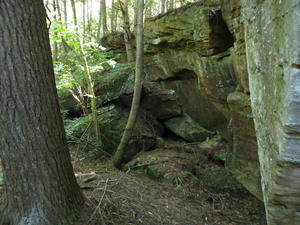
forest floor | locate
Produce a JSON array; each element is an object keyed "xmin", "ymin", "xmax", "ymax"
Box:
[
  {"xmin": 0, "ymin": 140, "xmax": 266, "ymax": 225},
  {"xmin": 71, "ymin": 138, "xmax": 267, "ymax": 225}
]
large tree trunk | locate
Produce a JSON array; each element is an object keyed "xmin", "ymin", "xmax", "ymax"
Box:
[
  {"xmin": 0, "ymin": 1, "xmax": 84, "ymax": 224},
  {"xmin": 113, "ymin": 0, "xmax": 144, "ymax": 168},
  {"xmin": 119, "ymin": 0, "xmax": 134, "ymax": 62}
]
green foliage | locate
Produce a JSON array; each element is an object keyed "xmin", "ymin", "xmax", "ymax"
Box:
[
  {"xmin": 50, "ymin": 21, "xmax": 121, "ymax": 103},
  {"xmin": 64, "ymin": 116, "xmax": 102, "ymax": 148}
]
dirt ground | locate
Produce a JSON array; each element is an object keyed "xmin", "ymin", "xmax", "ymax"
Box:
[{"xmin": 71, "ymin": 139, "xmax": 267, "ymax": 225}]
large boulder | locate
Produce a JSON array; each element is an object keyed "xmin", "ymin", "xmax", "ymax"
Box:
[
  {"xmin": 164, "ymin": 114, "xmax": 213, "ymax": 142},
  {"xmin": 141, "ymin": 83, "xmax": 182, "ymax": 119},
  {"xmin": 241, "ymin": 0, "xmax": 300, "ymax": 223},
  {"xmin": 98, "ymin": 105, "xmax": 158, "ymax": 161}
]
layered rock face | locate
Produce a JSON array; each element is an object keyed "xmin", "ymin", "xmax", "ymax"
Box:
[
  {"xmin": 241, "ymin": 0, "xmax": 300, "ymax": 224},
  {"xmin": 142, "ymin": 1, "xmax": 262, "ymax": 200},
  {"xmin": 71, "ymin": 1, "xmax": 300, "ymax": 223}
]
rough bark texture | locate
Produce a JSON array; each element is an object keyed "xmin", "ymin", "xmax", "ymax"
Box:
[
  {"xmin": 0, "ymin": 1, "xmax": 84, "ymax": 224},
  {"xmin": 113, "ymin": 0, "xmax": 144, "ymax": 168}
]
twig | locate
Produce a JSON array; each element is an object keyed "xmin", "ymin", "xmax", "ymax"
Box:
[{"xmin": 88, "ymin": 178, "xmax": 109, "ymax": 225}]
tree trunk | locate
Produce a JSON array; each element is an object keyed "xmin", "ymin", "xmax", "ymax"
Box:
[
  {"xmin": 113, "ymin": 0, "xmax": 144, "ymax": 168},
  {"xmin": 110, "ymin": 0, "xmax": 116, "ymax": 32},
  {"xmin": 161, "ymin": 0, "xmax": 166, "ymax": 13},
  {"xmin": 70, "ymin": 0, "xmax": 78, "ymax": 28},
  {"xmin": 101, "ymin": 0, "xmax": 108, "ymax": 36},
  {"xmin": 63, "ymin": 0, "xmax": 68, "ymax": 26},
  {"xmin": 0, "ymin": 1, "xmax": 84, "ymax": 225},
  {"xmin": 97, "ymin": 0, "xmax": 102, "ymax": 39},
  {"xmin": 168, "ymin": 0, "xmax": 174, "ymax": 11},
  {"xmin": 52, "ymin": 0, "xmax": 58, "ymax": 61},
  {"xmin": 56, "ymin": 0, "xmax": 63, "ymax": 21},
  {"xmin": 80, "ymin": 42, "xmax": 101, "ymax": 142},
  {"xmin": 133, "ymin": 1, "xmax": 138, "ymax": 35},
  {"xmin": 83, "ymin": 0, "xmax": 86, "ymax": 41},
  {"xmin": 119, "ymin": 0, "xmax": 134, "ymax": 62}
]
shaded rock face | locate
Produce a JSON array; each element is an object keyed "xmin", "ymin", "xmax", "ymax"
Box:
[
  {"xmin": 144, "ymin": 2, "xmax": 234, "ymax": 56},
  {"xmin": 98, "ymin": 105, "xmax": 158, "ymax": 162},
  {"xmin": 241, "ymin": 0, "xmax": 300, "ymax": 224},
  {"xmin": 164, "ymin": 114, "xmax": 213, "ymax": 142},
  {"xmin": 142, "ymin": 1, "xmax": 261, "ymax": 199},
  {"xmin": 88, "ymin": 0, "xmax": 260, "ymax": 209}
]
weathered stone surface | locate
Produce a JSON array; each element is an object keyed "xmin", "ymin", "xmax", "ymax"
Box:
[
  {"xmin": 141, "ymin": 83, "xmax": 182, "ymax": 119},
  {"xmin": 221, "ymin": 0, "xmax": 249, "ymax": 93},
  {"xmin": 164, "ymin": 114, "xmax": 212, "ymax": 142},
  {"xmin": 144, "ymin": 50, "xmax": 235, "ymax": 117},
  {"xmin": 241, "ymin": 0, "xmax": 300, "ymax": 223},
  {"xmin": 227, "ymin": 92, "xmax": 262, "ymax": 200},
  {"xmin": 145, "ymin": 2, "xmax": 233, "ymax": 56},
  {"xmin": 160, "ymin": 69, "xmax": 227, "ymax": 129},
  {"xmin": 95, "ymin": 64, "xmax": 134, "ymax": 106},
  {"xmin": 98, "ymin": 105, "xmax": 157, "ymax": 161}
]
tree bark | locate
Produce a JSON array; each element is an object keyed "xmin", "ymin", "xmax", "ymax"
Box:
[
  {"xmin": 119, "ymin": 0, "xmax": 134, "ymax": 62},
  {"xmin": 82, "ymin": 0, "xmax": 86, "ymax": 41},
  {"xmin": 70, "ymin": 0, "xmax": 78, "ymax": 29},
  {"xmin": 110, "ymin": 0, "xmax": 116, "ymax": 32},
  {"xmin": 0, "ymin": 1, "xmax": 84, "ymax": 224},
  {"xmin": 113, "ymin": 0, "xmax": 144, "ymax": 168},
  {"xmin": 63, "ymin": 0, "xmax": 68, "ymax": 26},
  {"xmin": 101, "ymin": 0, "xmax": 108, "ymax": 36},
  {"xmin": 161, "ymin": 0, "xmax": 166, "ymax": 13},
  {"xmin": 55, "ymin": 0, "xmax": 63, "ymax": 21},
  {"xmin": 52, "ymin": 0, "xmax": 58, "ymax": 61},
  {"xmin": 168, "ymin": 0, "xmax": 174, "ymax": 11},
  {"xmin": 97, "ymin": 0, "xmax": 102, "ymax": 39}
]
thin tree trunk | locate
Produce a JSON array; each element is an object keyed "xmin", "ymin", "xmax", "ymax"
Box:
[
  {"xmin": 113, "ymin": 0, "xmax": 144, "ymax": 168},
  {"xmin": 80, "ymin": 43, "xmax": 100, "ymax": 142},
  {"xmin": 0, "ymin": 0, "xmax": 84, "ymax": 224},
  {"xmin": 168, "ymin": 0, "xmax": 174, "ymax": 11},
  {"xmin": 101, "ymin": 0, "xmax": 108, "ymax": 36},
  {"xmin": 56, "ymin": 0, "xmax": 63, "ymax": 21},
  {"xmin": 133, "ymin": 1, "xmax": 138, "ymax": 35},
  {"xmin": 97, "ymin": 0, "xmax": 102, "ymax": 39},
  {"xmin": 70, "ymin": 0, "xmax": 78, "ymax": 29},
  {"xmin": 111, "ymin": 0, "xmax": 116, "ymax": 32},
  {"xmin": 161, "ymin": 0, "xmax": 166, "ymax": 13},
  {"xmin": 83, "ymin": 0, "xmax": 86, "ymax": 41},
  {"xmin": 63, "ymin": 0, "xmax": 68, "ymax": 26},
  {"xmin": 119, "ymin": 0, "xmax": 134, "ymax": 62}
]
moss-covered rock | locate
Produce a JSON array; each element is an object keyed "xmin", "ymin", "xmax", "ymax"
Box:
[
  {"xmin": 144, "ymin": 2, "xmax": 233, "ymax": 56},
  {"xmin": 95, "ymin": 63, "xmax": 134, "ymax": 106}
]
